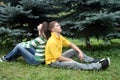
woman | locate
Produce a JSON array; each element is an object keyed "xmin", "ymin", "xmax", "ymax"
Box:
[
  {"xmin": 0, "ymin": 22, "xmax": 50, "ymax": 65},
  {"xmin": 45, "ymin": 21, "xmax": 110, "ymax": 70}
]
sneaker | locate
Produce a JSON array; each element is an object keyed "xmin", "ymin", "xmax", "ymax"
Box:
[
  {"xmin": 99, "ymin": 58, "xmax": 110, "ymax": 70},
  {"xmin": 0, "ymin": 58, "xmax": 3, "ymax": 62},
  {"xmin": 0, "ymin": 56, "xmax": 6, "ymax": 62},
  {"xmin": 91, "ymin": 58, "xmax": 105, "ymax": 63}
]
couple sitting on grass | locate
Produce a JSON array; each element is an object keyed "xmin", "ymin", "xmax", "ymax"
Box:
[{"xmin": 0, "ymin": 21, "xmax": 110, "ymax": 71}]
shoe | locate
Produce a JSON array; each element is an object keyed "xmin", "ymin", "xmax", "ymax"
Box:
[
  {"xmin": 0, "ymin": 58, "xmax": 3, "ymax": 62},
  {"xmin": 99, "ymin": 58, "xmax": 110, "ymax": 70},
  {"xmin": 0, "ymin": 56, "xmax": 6, "ymax": 62},
  {"xmin": 91, "ymin": 58, "xmax": 105, "ymax": 63}
]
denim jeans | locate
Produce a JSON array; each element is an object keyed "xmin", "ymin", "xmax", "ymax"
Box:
[
  {"xmin": 4, "ymin": 43, "xmax": 41, "ymax": 65},
  {"xmin": 49, "ymin": 49, "xmax": 101, "ymax": 70}
]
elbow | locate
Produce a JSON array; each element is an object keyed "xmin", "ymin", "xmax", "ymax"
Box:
[{"xmin": 70, "ymin": 43, "xmax": 75, "ymax": 47}]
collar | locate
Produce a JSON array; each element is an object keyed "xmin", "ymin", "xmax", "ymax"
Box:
[{"xmin": 51, "ymin": 32, "xmax": 61, "ymax": 39}]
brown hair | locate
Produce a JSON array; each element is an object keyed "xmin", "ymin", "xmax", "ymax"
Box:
[
  {"xmin": 48, "ymin": 21, "xmax": 58, "ymax": 32},
  {"xmin": 40, "ymin": 22, "xmax": 51, "ymax": 40}
]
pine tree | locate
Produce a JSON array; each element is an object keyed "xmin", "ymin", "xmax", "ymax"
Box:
[
  {"xmin": 0, "ymin": 0, "xmax": 67, "ymax": 45},
  {"xmin": 59, "ymin": 0, "xmax": 120, "ymax": 48},
  {"xmin": 0, "ymin": 0, "xmax": 120, "ymax": 48}
]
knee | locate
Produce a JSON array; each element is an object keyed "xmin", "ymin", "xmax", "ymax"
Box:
[
  {"xmin": 67, "ymin": 61, "xmax": 78, "ymax": 69},
  {"xmin": 16, "ymin": 43, "xmax": 23, "ymax": 48}
]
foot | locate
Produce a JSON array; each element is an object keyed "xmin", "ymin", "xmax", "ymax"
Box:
[
  {"xmin": 99, "ymin": 58, "xmax": 110, "ymax": 70},
  {"xmin": 91, "ymin": 58, "xmax": 105, "ymax": 63},
  {"xmin": 0, "ymin": 58, "xmax": 3, "ymax": 62},
  {"xmin": 0, "ymin": 56, "xmax": 6, "ymax": 62}
]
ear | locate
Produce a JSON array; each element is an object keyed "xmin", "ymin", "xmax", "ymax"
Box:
[{"xmin": 51, "ymin": 28, "xmax": 54, "ymax": 32}]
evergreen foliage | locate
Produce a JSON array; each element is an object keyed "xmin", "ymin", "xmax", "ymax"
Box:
[
  {"xmin": 0, "ymin": 0, "xmax": 120, "ymax": 47},
  {"xmin": 0, "ymin": 0, "xmax": 66, "ymax": 45},
  {"xmin": 1, "ymin": 0, "xmax": 20, "ymax": 6},
  {"xmin": 0, "ymin": 26, "xmax": 31, "ymax": 47},
  {"xmin": 0, "ymin": 3, "xmax": 32, "ymax": 25},
  {"xmin": 59, "ymin": 0, "xmax": 120, "ymax": 42}
]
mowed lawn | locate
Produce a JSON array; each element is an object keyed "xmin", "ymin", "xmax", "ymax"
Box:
[{"xmin": 0, "ymin": 38, "xmax": 120, "ymax": 80}]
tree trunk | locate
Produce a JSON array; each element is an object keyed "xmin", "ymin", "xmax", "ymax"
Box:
[{"xmin": 85, "ymin": 35, "xmax": 93, "ymax": 50}]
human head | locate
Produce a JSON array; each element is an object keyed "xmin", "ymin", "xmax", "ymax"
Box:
[
  {"xmin": 39, "ymin": 21, "xmax": 51, "ymax": 39},
  {"xmin": 48, "ymin": 21, "xmax": 62, "ymax": 33}
]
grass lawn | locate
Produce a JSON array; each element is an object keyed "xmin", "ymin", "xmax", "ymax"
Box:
[{"xmin": 0, "ymin": 38, "xmax": 120, "ymax": 80}]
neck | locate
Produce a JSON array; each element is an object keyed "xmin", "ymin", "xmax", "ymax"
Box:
[{"xmin": 54, "ymin": 32, "xmax": 60, "ymax": 37}]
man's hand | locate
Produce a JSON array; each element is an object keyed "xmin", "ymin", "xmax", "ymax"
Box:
[{"xmin": 79, "ymin": 53, "xmax": 84, "ymax": 61}]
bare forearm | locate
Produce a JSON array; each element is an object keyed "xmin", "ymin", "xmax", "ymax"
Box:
[
  {"xmin": 70, "ymin": 43, "xmax": 83, "ymax": 54},
  {"xmin": 57, "ymin": 56, "xmax": 73, "ymax": 62},
  {"xmin": 70, "ymin": 43, "xmax": 84, "ymax": 61}
]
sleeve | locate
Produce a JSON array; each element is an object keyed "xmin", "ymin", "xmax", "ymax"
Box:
[
  {"xmin": 61, "ymin": 35, "xmax": 71, "ymax": 47},
  {"xmin": 25, "ymin": 37, "xmax": 45, "ymax": 48}
]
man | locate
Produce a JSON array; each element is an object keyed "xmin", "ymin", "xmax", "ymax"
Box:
[{"xmin": 45, "ymin": 21, "xmax": 110, "ymax": 70}]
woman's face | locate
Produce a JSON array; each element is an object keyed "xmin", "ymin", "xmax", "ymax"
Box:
[{"xmin": 52, "ymin": 22, "xmax": 62, "ymax": 33}]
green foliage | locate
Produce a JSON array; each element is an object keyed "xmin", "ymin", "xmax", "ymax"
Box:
[
  {"xmin": 1, "ymin": 0, "xmax": 20, "ymax": 6},
  {"xmin": 0, "ymin": 0, "xmax": 66, "ymax": 40},
  {"xmin": 61, "ymin": 11, "xmax": 120, "ymax": 38},
  {"xmin": 0, "ymin": 0, "xmax": 120, "ymax": 47},
  {"xmin": 0, "ymin": 27, "xmax": 31, "ymax": 47},
  {"xmin": 60, "ymin": 0, "xmax": 120, "ymax": 39},
  {"xmin": 0, "ymin": 3, "xmax": 34, "ymax": 25}
]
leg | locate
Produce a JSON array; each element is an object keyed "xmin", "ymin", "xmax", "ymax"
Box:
[
  {"xmin": 4, "ymin": 43, "xmax": 22, "ymax": 61},
  {"xmin": 4, "ymin": 43, "xmax": 40, "ymax": 65},
  {"xmin": 49, "ymin": 61, "xmax": 101, "ymax": 70},
  {"xmin": 62, "ymin": 49, "xmax": 94, "ymax": 63},
  {"xmin": 26, "ymin": 48, "xmax": 35, "ymax": 55},
  {"xmin": 15, "ymin": 45, "xmax": 40, "ymax": 65}
]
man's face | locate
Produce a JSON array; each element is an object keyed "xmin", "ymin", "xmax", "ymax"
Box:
[{"xmin": 52, "ymin": 22, "xmax": 62, "ymax": 33}]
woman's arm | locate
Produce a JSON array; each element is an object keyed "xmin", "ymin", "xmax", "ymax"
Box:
[{"xmin": 37, "ymin": 24, "xmax": 42, "ymax": 36}]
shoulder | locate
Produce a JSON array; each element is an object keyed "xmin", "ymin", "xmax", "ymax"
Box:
[
  {"xmin": 60, "ymin": 35, "xmax": 66, "ymax": 39},
  {"xmin": 36, "ymin": 36, "xmax": 46, "ymax": 41},
  {"xmin": 60, "ymin": 35, "xmax": 69, "ymax": 41},
  {"xmin": 47, "ymin": 37, "xmax": 55, "ymax": 42},
  {"xmin": 46, "ymin": 37, "xmax": 56, "ymax": 44}
]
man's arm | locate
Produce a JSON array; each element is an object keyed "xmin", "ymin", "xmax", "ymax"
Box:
[
  {"xmin": 57, "ymin": 56, "xmax": 74, "ymax": 62},
  {"xmin": 57, "ymin": 42, "xmax": 84, "ymax": 62},
  {"xmin": 69, "ymin": 43, "xmax": 84, "ymax": 61}
]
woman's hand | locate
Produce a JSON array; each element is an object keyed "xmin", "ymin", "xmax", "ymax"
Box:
[
  {"xmin": 37, "ymin": 24, "xmax": 42, "ymax": 30},
  {"xmin": 37, "ymin": 24, "xmax": 42, "ymax": 36}
]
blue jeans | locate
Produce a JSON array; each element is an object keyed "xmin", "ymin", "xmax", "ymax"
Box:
[{"xmin": 4, "ymin": 43, "xmax": 41, "ymax": 65}]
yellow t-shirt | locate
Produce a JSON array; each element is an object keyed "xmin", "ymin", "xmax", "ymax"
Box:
[{"xmin": 45, "ymin": 32, "xmax": 71, "ymax": 64}]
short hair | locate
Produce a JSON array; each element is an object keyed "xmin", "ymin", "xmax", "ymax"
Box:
[{"xmin": 48, "ymin": 21, "xmax": 58, "ymax": 32}]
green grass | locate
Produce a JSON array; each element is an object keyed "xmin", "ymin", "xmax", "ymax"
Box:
[{"xmin": 0, "ymin": 38, "xmax": 120, "ymax": 80}]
